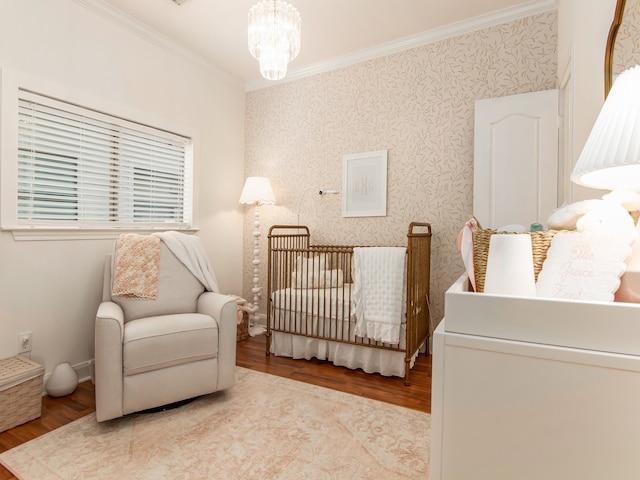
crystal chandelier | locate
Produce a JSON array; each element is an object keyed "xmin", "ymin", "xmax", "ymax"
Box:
[{"xmin": 248, "ymin": 0, "xmax": 301, "ymax": 81}]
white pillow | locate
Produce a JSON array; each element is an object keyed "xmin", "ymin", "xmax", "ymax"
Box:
[
  {"xmin": 292, "ymin": 255, "xmax": 326, "ymax": 288},
  {"xmin": 291, "ymin": 271, "xmax": 309, "ymax": 289},
  {"xmin": 315, "ymin": 269, "xmax": 344, "ymax": 288}
]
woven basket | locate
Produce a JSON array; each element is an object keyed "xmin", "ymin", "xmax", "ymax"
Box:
[
  {"xmin": 0, "ymin": 355, "xmax": 44, "ymax": 433},
  {"xmin": 472, "ymin": 223, "xmax": 558, "ymax": 293},
  {"xmin": 236, "ymin": 310, "xmax": 249, "ymax": 342}
]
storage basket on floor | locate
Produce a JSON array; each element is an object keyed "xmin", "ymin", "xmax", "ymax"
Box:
[
  {"xmin": 237, "ymin": 310, "xmax": 249, "ymax": 342},
  {"xmin": 0, "ymin": 355, "xmax": 44, "ymax": 433}
]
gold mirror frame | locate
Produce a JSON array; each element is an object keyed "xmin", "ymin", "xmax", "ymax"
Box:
[{"xmin": 605, "ymin": 0, "xmax": 627, "ymax": 97}]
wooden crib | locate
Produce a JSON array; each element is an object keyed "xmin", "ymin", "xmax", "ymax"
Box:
[{"xmin": 266, "ymin": 222, "xmax": 432, "ymax": 385}]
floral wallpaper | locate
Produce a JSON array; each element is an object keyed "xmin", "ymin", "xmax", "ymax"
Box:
[
  {"xmin": 244, "ymin": 11, "xmax": 558, "ymax": 340},
  {"xmin": 613, "ymin": 0, "xmax": 640, "ymax": 77}
]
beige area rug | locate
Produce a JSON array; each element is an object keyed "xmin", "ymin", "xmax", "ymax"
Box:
[{"xmin": 0, "ymin": 368, "xmax": 430, "ymax": 479}]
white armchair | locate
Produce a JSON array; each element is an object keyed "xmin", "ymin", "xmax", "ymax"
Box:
[{"xmin": 94, "ymin": 241, "xmax": 236, "ymax": 422}]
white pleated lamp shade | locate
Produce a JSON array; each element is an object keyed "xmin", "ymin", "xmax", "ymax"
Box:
[
  {"xmin": 571, "ymin": 65, "xmax": 640, "ymax": 190},
  {"xmin": 239, "ymin": 177, "xmax": 276, "ymax": 205}
]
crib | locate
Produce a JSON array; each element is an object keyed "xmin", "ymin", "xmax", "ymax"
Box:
[{"xmin": 266, "ymin": 222, "xmax": 432, "ymax": 385}]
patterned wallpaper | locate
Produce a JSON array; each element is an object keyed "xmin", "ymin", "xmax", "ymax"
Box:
[
  {"xmin": 613, "ymin": 0, "xmax": 640, "ymax": 77},
  {"xmin": 244, "ymin": 11, "xmax": 558, "ymax": 338}
]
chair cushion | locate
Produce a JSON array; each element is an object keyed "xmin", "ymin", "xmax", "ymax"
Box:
[
  {"xmin": 112, "ymin": 243, "xmax": 206, "ymax": 322},
  {"xmin": 123, "ymin": 313, "xmax": 218, "ymax": 376}
]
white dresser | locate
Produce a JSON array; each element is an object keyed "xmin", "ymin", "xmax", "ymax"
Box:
[{"xmin": 430, "ymin": 275, "xmax": 640, "ymax": 480}]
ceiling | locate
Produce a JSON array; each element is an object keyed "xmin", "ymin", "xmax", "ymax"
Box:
[{"xmin": 99, "ymin": 0, "xmax": 555, "ymax": 89}]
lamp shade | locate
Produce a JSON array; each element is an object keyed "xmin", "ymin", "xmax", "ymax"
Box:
[
  {"xmin": 571, "ymin": 65, "xmax": 640, "ymax": 190},
  {"xmin": 239, "ymin": 177, "xmax": 276, "ymax": 205}
]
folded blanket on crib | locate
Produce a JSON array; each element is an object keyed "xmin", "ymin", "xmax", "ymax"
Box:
[
  {"xmin": 112, "ymin": 234, "xmax": 161, "ymax": 299},
  {"xmin": 352, "ymin": 247, "xmax": 406, "ymax": 344}
]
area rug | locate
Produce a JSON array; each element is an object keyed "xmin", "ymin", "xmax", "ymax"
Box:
[{"xmin": 0, "ymin": 368, "xmax": 430, "ymax": 479}]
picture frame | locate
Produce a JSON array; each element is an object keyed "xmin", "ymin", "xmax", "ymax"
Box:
[{"xmin": 342, "ymin": 150, "xmax": 387, "ymax": 217}]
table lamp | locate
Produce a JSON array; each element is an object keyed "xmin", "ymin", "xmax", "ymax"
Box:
[{"xmin": 571, "ymin": 65, "xmax": 640, "ymax": 302}]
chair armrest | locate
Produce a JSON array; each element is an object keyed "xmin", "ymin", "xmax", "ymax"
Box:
[
  {"xmin": 95, "ymin": 301, "xmax": 125, "ymax": 422},
  {"xmin": 198, "ymin": 292, "xmax": 237, "ymax": 390}
]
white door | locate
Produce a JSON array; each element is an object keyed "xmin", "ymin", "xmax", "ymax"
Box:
[{"xmin": 474, "ymin": 89, "xmax": 559, "ymax": 229}]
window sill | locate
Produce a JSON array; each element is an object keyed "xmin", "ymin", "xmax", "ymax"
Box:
[{"xmin": 6, "ymin": 226, "xmax": 199, "ymax": 242}]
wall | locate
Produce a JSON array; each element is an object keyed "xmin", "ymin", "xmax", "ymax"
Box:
[
  {"xmin": 244, "ymin": 11, "xmax": 558, "ymax": 333},
  {"xmin": 0, "ymin": 0, "xmax": 245, "ymax": 379},
  {"xmin": 557, "ymin": 0, "xmax": 617, "ymax": 203}
]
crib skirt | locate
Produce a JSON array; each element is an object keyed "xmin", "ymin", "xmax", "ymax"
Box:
[{"xmin": 269, "ymin": 329, "xmax": 423, "ymax": 377}]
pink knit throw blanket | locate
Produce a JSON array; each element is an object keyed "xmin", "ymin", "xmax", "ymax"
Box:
[{"xmin": 112, "ymin": 234, "xmax": 161, "ymax": 299}]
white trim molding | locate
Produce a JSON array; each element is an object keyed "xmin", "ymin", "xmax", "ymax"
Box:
[
  {"xmin": 246, "ymin": 0, "xmax": 557, "ymax": 91},
  {"xmin": 71, "ymin": 0, "xmax": 556, "ymax": 93},
  {"xmin": 71, "ymin": 0, "xmax": 237, "ymax": 82}
]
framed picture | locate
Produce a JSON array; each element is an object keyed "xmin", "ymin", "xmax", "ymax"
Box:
[{"xmin": 342, "ymin": 150, "xmax": 387, "ymax": 217}]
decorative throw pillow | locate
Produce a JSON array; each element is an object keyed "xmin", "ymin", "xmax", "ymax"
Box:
[
  {"xmin": 315, "ymin": 269, "xmax": 344, "ymax": 288},
  {"xmin": 292, "ymin": 254, "xmax": 326, "ymax": 288}
]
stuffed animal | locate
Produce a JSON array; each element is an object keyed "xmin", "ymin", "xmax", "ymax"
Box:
[
  {"xmin": 547, "ymin": 189, "xmax": 640, "ymax": 234},
  {"xmin": 575, "ymin": 203, "xmax": 635, "ymax": 234},
  {"xmin": 547, "ymin": 199, "xmax": 604, "ymax": 230}
]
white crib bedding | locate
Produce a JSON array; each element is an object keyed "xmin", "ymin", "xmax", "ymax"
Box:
[
  {"xmin": 270, "ymin": 285, "xmax": 406, "ymax": 322},
  {"xmin": 269, "ymin": 286, "xmax": 419, "ymax": 377},
  {"xmin": 270, "ymin": 308, "xmax": 406, "ymax": 345},
  {"xmin": 270, "ymin": 285, "xmax": 352, "ymax": 320},
  {"xmin": 269, "ymin": 309, "xmax": 421, "ymax": 378}
]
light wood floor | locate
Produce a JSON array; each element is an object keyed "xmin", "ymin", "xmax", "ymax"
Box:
[{"xmin": 0, "ymin": 335, "xmax": 432, "ymax": 480}]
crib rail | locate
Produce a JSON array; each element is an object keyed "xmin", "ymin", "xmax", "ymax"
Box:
[
  {"xmin": 405, "ymin": 222, "xmax": 432, "ymax": 385},
  {"xmin": 266, "ymin": 223, "xmax": 432, "ymax": 386}
]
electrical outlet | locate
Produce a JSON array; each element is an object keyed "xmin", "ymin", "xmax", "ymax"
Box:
[{"xmin": 18, "ymin": 331, "xmax": 32, "ymax": 353}]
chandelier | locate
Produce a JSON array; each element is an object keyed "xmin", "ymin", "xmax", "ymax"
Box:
[{"xmin": 248, "ymin": 0, "xmax": 301, "ymax": 81}]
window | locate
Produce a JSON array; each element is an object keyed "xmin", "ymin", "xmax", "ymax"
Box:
[{"xmin": 2, "ymin": 81, "xmax": 193, "ymax": 234}]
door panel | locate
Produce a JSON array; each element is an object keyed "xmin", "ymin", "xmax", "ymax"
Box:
[{"xmin": 474, "ymin": 90, "xmax": 559, "ymax": 229}]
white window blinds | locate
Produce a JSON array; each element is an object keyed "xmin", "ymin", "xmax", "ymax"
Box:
[{"xmin": 16, "ymin": 89, "xmax": 192, "ymax": 228}]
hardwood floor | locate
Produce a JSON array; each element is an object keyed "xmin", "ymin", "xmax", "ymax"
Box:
[
  {"xmin": 236, "ymin": 334, "xmax": 432, "ymax": 413},
  {"xmin": 0, "ymin": 335, "xmax": 431, "ymax": 479},
  {"xmin": 0, "ymin": 380, "xmax": 96, "ymax": 480}
]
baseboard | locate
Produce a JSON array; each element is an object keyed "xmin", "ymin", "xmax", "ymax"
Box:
[
  {"xmin": 74, "ymin": 359, "xmax": 95, "ymax": 384},
  {"xmin": 252, "ymin": 313, "xmax": 267, "ymax": 326},
  {"xmin": 41, "ymin": 359, "xmax": 95, "ymax": 396}
]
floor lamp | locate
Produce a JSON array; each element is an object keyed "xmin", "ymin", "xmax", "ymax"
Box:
[{"xmin": 239, "ymin": 177, "xmax": 276, "ymax": 334}]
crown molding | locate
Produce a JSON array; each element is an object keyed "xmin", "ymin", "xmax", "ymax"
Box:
[
  {"xmin": 71, "ymin": 0, "xmax": 557, "ymax": 93},
  {"xmin": 245, "ymin": 0, "xmax": 557, "ymax": 92},
  {"xmin": 71, "ymin": 0, "xmax": 238, "ymax": 83}
]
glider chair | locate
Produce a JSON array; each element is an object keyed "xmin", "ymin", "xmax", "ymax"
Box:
[{"xmin": 95, "ymin": 237, "xmax": 237, "ymax": 422}]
